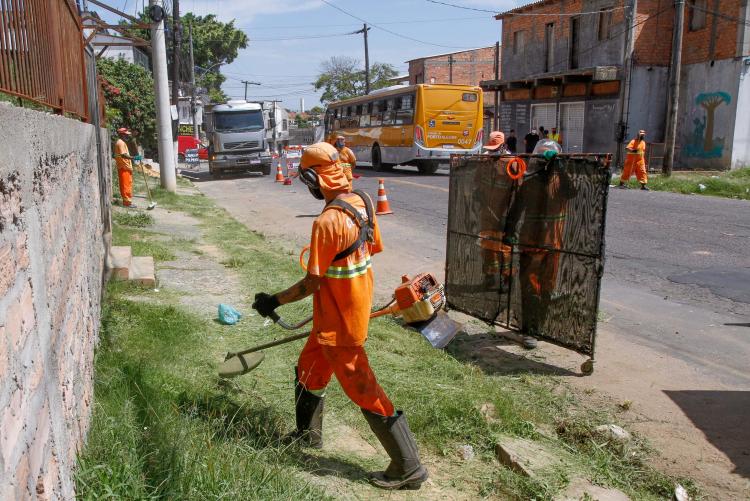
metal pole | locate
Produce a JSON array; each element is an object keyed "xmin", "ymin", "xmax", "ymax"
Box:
[
  {"xmin": 615, "ymin": 0, "xmax": 637, "ymax": 170},
  {"xmin": 243, "ymin": 80, "xmax": 248, "ymax": 101},
  {"xmin": 363, "ymin": 24, "xmax": 370, "ymax": 94},
  {"xmin": 171, "ymin": 0, "xmax": 181, "ymax": 168},
  {"xmin": 494, "ymin": 41, "xmax": 500, "ymax": 130},
  {"xmin": 663, "ymin": 0, "xmax": 685, "ymax": 176},
  {"xmin": 449, "ymin": 54, "xmax": 453, "ymax": 84},
  {"xmin": 150, "ymin": 0, "xmax": 176, "ymax": 192},
  {"xmin": 189, "ymin": 24, "xmax": 199, "ymax": 140}
]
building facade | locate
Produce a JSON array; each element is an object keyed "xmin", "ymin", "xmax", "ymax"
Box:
[{"xmin": 482, "ymin": 0, "xmax": 750, "ymax": 169}]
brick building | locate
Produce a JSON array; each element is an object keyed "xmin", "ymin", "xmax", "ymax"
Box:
[
  {"xmin": 482, "ymin": 0, "xmax": 750, "ymax": 169},
  {"xmin": 407, "ymin": 46, "xmax": 500, "ymax": 138}
]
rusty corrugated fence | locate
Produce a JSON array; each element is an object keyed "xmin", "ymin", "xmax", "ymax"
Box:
[{"xmin": 0, "ymin": 0, "xmax": 88, "ymax": 121}]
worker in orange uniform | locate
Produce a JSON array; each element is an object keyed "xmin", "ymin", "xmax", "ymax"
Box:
[
  {"xmin": 619, "ymin": 129, "xmax": 649, "ymax": 190},
  {"xmin": 113, "ymin": 128, "xmax": 138, "ymax": 208},
  {"xmin": 252, "ymin": 142, "xmax": 428, "ymax": 491},
  {"xmin": 478, "ymin": 131, "xmax": 513, "ymax": 290},
  {"xmin": 333, "ymin": 134, "xmax": 356, "ymax": 189}
]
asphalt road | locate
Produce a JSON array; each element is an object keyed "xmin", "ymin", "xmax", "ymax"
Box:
[{"xmin": 185, "ymin": 162, "xmax": 750, "ymax": 386}]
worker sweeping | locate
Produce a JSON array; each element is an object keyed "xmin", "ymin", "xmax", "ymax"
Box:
[
  {"xmin": 113, "ymin": 128, "xmax": 140, "ymax": 208},
  {"xmin": 333, "ymin": 134, "xmax": 356, "ymax": 190},
  {"xmin": 252, "ymin": 142, "xmax": 428, "ymax": 490},
  {"xmin": 619, "ymin": 130, "xmax": 649, "ymax": 190}
]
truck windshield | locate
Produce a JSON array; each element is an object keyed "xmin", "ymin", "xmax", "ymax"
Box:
[{"xmin": 214, "ymin": 110, "xmax": 264, "ymax": 132}]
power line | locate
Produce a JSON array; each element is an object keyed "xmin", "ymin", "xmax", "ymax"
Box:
[
  {"xmin": 242, "ymin": 15, "xmax": 489, "ymax": 30},
  {"xmin": 427, "ymin": 0, "xmax": 626, "ymax": 17},
  {"xmin": 319, "ymin": 0, "xmax": 480, "ymax": 50}
]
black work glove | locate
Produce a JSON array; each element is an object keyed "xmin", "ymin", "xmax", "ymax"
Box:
[{"xmin": 253, "ymin": 292, "xmax": 280, "ymax": 318}]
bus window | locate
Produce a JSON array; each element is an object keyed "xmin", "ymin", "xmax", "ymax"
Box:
[
  {"xmin": 394, "ymin": 94, "xmax": 415, "ymax": 125},
  {"xmin": 371, "ymin": 100, "xmax": 383, "ymax": 126},
  {"xmin": 383, "ymin": 99, "xmax": 396, "ymax": 125}
]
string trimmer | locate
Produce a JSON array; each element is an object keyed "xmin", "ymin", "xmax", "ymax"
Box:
[{"xmin": 218, "ymin": 273, "xmax": 462, "ymax": 378}]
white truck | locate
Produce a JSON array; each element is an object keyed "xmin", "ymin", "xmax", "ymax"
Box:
[
  {"xmin": 255, "ymin": 101, "xmax": 291, "ymax": 154},
  {"xmin": 206, "ymin": 100, "xmax": 273, "ymax": 177}
]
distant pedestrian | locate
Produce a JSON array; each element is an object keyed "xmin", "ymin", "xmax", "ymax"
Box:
[
  {"xmin": 505, "ymin": 129, "xmax": 517, "ymax": 153},
  {"xmin": 333, "ymin": 134, "xmax": 356, "ymax": 190},
  {"xmin": 619, "ymin": 130, "xmax": 649, "ymax": 190},
  {"xmin": 524, "ymin": 128, "xmax": 540, "ymax": 153},
  {"xmin": 483, "ymin": 131, "xmax": 507, "ymax": 156},
  {"xmin": 539, "ymin": 125, "xmax": 547, "ymax": 139},
  {"xmin": 114, "ymin": 128, "xmax": 137, "ymax": 208},
  {"xmin": 550, "ymin": 127, "xmax": 561, "ymax": 143}
]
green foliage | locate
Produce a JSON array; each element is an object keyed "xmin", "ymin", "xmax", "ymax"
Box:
[
  {"xmin": 98, "ymin": 58, "xmax": 157, "ymax": 153},
  {"xmin": 183, "ymin": 13, "xmax": 248, "ymax": 103},
  {"xmin": 309, "ymin": 105, "xmax": 324, "ymax": 114},
  {"xmin": 314, "ymin": 56, "xmax": 398, "ymax": 103},
  {"xmin": 113, "ymin": 211, "xmax": 154, "ymax": 228}
]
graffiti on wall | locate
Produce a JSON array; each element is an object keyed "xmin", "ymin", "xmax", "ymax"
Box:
[{"xmin": 685, "ymin": 91, "xmax": 731, "ymax": 158}]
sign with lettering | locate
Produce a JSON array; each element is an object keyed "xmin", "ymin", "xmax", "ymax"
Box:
[
  {"xmin": 178, "ymin": 124, "xmax": 195, "ymax": 135},
  {"xmin": 185, "ymin": 148, "xmax": 199, "ymax": 164}
]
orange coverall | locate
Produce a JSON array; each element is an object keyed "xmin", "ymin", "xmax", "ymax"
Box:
[
  {"xmin": 297, "ymin": 192, "xmax": 395, "ymax": 417},
  {"xmin": 114, "ymin": 138, "xmax": 133, "ymax": 206},
  {"xmin": 338, "ymin": 146, "xmax": 356, "ymax": 190},
  {"xmin": 620, "ymin": 138, "xmax": 647, "ymax": 184}
]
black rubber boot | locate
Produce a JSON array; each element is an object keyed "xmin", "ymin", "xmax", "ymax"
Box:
[
  {"xmin": 640, "ymin": 183, "xmax": 650, "ymax": 191},
  {"xmin": 285, "ymin": 368, "xmax": 324, "ymax": 449},
  {"xmin": 618, "ymin": 181, "xmax": 629, "ymax": 189},
  {"xmin": 361, "ymin": 409, "xmax": 429, "ymax": 490}
]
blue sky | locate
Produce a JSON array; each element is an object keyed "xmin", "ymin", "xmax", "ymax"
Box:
[{"xmin": 97, "ymin": 1, "xmax": 523, "ymax": 109}]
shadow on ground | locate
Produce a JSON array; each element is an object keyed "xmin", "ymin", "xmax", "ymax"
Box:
[
  {"xmin": 447, "ymin": 331, "xmax": 578, "ymax": 376},
  {"xmin": 664, "ymin": 390, "xmax": 750, "ymax": 479}
]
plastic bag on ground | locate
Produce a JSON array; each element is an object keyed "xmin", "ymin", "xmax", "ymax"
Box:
[{"xmin": 218, "ymin": 304, "xmax": 243, "ymax": 325}]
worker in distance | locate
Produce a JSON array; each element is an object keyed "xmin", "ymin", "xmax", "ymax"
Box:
[{"xmin": 252, "ymin": 142, "xmax": 428, "ymax": 490}]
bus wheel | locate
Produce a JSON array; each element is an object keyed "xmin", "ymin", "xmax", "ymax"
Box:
[
  {"xmin": 417, "ymin": 161, "xmax": 439, "ymax": 175},
  {"xmin": 371, "ymin": 145, "xmax": 391, "ymax": 172}
]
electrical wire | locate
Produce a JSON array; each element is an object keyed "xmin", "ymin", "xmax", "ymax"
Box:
[
  {"xmin": 319, "ymin": 0, "xmax": 481, "ymax": 50},
  {"xmin": 243, "ymin": 16, "xmax": 489, "ymax": 30},
  {"xmin": 427, "ymin": 0, "xmax": 626, "ymax": 17}
]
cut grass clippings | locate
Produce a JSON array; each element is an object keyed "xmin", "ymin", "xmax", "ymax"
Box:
[
  {"xmin": 78, "ymin": 180, "xmax": 700, "ymax": 499},
  {"xmin": 620, "ymin": 167, "xmax": 750, "ymax": 199}
]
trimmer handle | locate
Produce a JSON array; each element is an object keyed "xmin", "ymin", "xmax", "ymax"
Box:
[{"xmin": 270, "ymin": 312, "xmax": 313, "ymax": 330}]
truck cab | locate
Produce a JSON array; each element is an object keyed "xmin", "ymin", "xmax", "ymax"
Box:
[{"xmin": 206, "ymin": 100, "xmax": 272, "ymax": 177}]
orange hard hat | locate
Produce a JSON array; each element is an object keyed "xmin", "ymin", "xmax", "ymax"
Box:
[
  {"xmin": 117, "ymin": 127, "xmax": 131, "ymax": 135},
  {"xmin": 483, "ymin": 131, "xmax": 505, "ymax": 151},
  {"xmin": 300, "ymin": 142, "xmax": 349, "ymax": 199}
]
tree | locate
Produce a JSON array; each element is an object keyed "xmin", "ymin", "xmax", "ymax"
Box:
[
  {"xmin": 182, "ymin": 13, "xmax": 248, "ymax": 102},
  {"xmin": 97, "ymin": 58, "xmax": 157, "ymax": 153},
  {"xmin": 314, "ymin": 56, "xmax": 398, "ymax": 103},
  {"xmin": 123, "ymin": 12, "xmax": 248, "ymax": 103},
  {"xmin": 696, "ymin": 92, "xmax": 731, "ymax": 152},
  {"xmin": 309, "ymin": 105, "xmax": 324, "ymax": 114}
]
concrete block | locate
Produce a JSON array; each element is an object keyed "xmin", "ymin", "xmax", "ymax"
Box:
[
  {"xmin": 494, "ymin": 436, "xmax": 562, "ymax": 477},
  {"xmin": 108, "ymin": 246, "xmax": 132, "ymax": 280},
  {"xmin": 554, "ymin": 477, "xmax": 631, "ymax": 501},
  {"xmin": 129, "ymin": 256, "xmax": 156, "ymax": 286}
]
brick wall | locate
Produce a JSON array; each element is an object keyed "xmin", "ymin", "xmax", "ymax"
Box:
[{"xmin": 0, "ymin": 103, "xmax": 110, "ymax": 499}]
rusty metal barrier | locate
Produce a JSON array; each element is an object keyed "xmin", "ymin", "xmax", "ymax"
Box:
[
  {"xmin": 446, "ymin": 153, "xmax": 612, "ymax": 365},
  {"xmin": 0, "ymin": 0, "xmax": 88, "ymax": 121}
]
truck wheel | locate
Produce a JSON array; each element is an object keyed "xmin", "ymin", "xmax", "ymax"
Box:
[
  {"xmin": 209, "ymin": 164, "xmax": 221, "ymax": 179},
  {"xmin": 417, "ymin": 161, "xmax": 439, "ymax": 175},
  {"xmin": 371, "ymin": 145, "xmax": 392, "ymax": 172}
]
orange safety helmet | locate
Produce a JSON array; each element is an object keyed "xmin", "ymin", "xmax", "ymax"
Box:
[{"xmin": 117, "ymin": 127, "xmax": 131, "ymax": 135}]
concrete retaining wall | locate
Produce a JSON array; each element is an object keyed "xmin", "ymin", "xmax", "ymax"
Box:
[{"xmin": 0, "ymin": 103, "xmax": 111, "ymax": 499}]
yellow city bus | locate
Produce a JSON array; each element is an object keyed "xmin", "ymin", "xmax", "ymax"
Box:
[{"xmin": 324, "ymin": 84, "xmax": 484, "ymax": 174}]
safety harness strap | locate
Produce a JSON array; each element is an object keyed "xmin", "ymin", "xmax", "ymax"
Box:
[{"xmin": 325, "ymin": 189, "xmax": 375, "ymax": 262}]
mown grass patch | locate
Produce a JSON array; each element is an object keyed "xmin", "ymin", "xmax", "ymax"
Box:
[
  {"xmin": 80, "ymin": 182, "xmax": 700, "ymax": 500},
  {"xmin": 621, "ymin": 167, "xmax": 750, "ymax": 199}
]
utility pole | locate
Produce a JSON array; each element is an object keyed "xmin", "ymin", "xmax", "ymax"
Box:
[
  {"xmin": 241, "ymin": 80, "xmax": 261, "ymax": 101},
  {"xmin": 149, "ymin": 0, "xmax": 176, "ymax": 192},
  {"xmin": 615, "ymin": 0, "xmax": 637, "ymax": 170},
  {"xmin": 663, "ymin": 0, "xmax": 685, "ymax": 176},
  {"xmin": 356, "ymin": 24, "xmax": 371, "ymax": 94},
  {"xmin": 171, "ymin": 0, "xmax": 181, "ymax": 167},
  {"xmin": 188, "ymin": 24, "xmax": 199, "ymax": 140},
  {"xmin": 494, "ymin": 41, "xmax": 500, "ymax": 130}
]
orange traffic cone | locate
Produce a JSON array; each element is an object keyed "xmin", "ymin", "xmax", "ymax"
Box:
[
  {"xmin": 375, "ymin": 178, "xmax": 393, "ymax": 215},
  {"xmin": 275, "ymin": 163, "xmax": 285, "ymax": 182}
]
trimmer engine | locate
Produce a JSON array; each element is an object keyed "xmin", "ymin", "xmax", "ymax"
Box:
[{"xmin": 393, "ymin": 273, "xmax": 446, "ymax": 325}]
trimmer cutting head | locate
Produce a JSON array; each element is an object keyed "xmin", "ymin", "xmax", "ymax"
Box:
[{"xmin": 218, "ymin": 352, "xmax": 266, "ymax": 378}]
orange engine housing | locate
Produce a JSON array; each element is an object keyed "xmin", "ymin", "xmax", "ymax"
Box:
[{"xmin": 394, "ymin": 273, "xmax": 445, "ymax": 319}]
